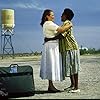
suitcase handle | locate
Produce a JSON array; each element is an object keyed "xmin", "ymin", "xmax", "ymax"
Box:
[
  {"xmin": 10, "ymin": 64, "xmax": 19, "ymax": 67},
  {"xmin": 9, "ymin": 64, "xmax": 18, "ymax": 73}
]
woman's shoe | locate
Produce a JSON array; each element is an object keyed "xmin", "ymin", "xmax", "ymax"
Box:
[
  {"xmin": 48, "ymin": 87, "xmax": 61, "ymax": 93},
  {"xmin": 68, "ymin": 89, "xmax": 80, "ymax": 93}
]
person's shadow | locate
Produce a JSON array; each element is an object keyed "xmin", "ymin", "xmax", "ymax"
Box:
[
  {"xmin": 35, "ymin": 90, "xmax": 49, "ymax": 94},
  {"xmin": 35, "ymin": 90, "xmax": 63, "ymax": 94},
  {"xmin": 8, "ymin": 90, "xmax": 63, "ymax": 99}
]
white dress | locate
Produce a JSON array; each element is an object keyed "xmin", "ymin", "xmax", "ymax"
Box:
[{"xmin": 40, "ymin": 21, "xmax": 63, "ymax": 81}]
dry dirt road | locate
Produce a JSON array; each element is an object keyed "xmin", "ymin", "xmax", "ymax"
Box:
[{"xmin": 0, "ymin": 54, "xmax": 100, "ymax": 99}]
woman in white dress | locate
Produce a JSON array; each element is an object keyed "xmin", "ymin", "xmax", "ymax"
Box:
[{"xmin": 40, "ymin": 9, "xmax": 72, "ymax": 92}]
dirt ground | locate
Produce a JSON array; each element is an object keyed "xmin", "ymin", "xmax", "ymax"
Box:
[{"xmin": 0, "ymin": 54, "xmax": 100, "ymax": 99}]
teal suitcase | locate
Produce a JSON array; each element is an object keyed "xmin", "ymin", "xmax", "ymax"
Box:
[{"xmin": 0, "ymin": 64, "xmax": 35, "ymax": 97}]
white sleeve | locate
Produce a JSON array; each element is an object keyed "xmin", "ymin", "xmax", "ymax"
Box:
[
  {"xmin": 47, "ymin": 22, "xmax": 59, "ymax": 34},
  {"xmin": 43, "ymin": 21, "xmax": 59, "ymax": 38}
]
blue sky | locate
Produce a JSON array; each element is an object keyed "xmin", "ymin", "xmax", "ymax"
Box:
[{"xmin": 0, "ymin": 0, "xmax": 100, "ymax": 53}]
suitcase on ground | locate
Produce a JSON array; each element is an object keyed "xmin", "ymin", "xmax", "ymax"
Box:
[{"xmin": 0, "ymin": 64, "xmax": 35, "ymax": 97}]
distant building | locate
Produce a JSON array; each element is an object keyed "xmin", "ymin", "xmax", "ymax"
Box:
[{"xmin": 79, "ymin": 46, "xmax": 88, "ymax": 51}]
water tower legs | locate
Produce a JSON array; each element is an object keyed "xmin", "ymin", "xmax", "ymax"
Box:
[{"xmin": 1, "ymin": 29, "xmax": 14, "ymax": 59}]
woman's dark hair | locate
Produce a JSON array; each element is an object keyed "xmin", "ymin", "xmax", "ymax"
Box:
[
  {"xmin": 63, "ymin": 8, "xmax": 74, "ymax": 21},
  {"xmin": 40, "ymin": 9, "xmax": 53, "ymax": 27}
]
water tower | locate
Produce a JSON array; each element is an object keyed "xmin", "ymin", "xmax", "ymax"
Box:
[{"xmin": 1, "ymin": 9, "xmax": 15, "ymax": 59}]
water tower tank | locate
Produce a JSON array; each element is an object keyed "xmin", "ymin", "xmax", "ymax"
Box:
[{"xmin": 1, "ymin": 9, "xmax": 15, "ymax": 29}]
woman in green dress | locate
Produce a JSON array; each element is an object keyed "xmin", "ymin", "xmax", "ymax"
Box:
[{"xmin": 60, "ymin": 8, "xmax": 80, "ymax": 93}]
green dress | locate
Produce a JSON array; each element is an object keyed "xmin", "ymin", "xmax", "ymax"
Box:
[{"xmin": 59, "ymin": 20, "xmax": 80, "ymax": 77}]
